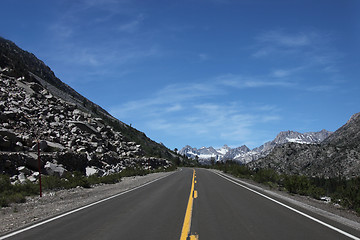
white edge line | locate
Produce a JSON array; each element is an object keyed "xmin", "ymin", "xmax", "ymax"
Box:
[
  {"xmin": 213, "ymin": 171, "xmax": 360, "ymax": 240},
  {"xmin": 0, "ymin": 172, "xmax": 175, "ymax": 240}
]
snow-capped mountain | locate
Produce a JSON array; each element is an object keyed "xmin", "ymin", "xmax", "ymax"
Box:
[
  {"xmin": 252, "ymin": 129, "xmax": 332, "ymax": 154},
  {"xmin": 179, "ymin": 145, "xmax": 227, "ymax": 161},
  {"xmin": 179, "ymin": 130, "xmax": 332, "ymax": 164}
]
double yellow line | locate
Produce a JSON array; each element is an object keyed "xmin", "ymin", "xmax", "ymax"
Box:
[{"xmin": 180, "ymin": 169, "xmax": 199, "ymax": 240}]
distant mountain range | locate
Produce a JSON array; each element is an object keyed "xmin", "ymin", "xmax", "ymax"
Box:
[
  {"xmin": 249, "ymin": 112, "xmax": 360, "ymax": 179},
  {"xmin": 179, "ymin": 129, "xmax": 332, "ymax": 164}
]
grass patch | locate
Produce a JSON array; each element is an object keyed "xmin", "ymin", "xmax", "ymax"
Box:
[
  {"xmin": 1, "ymin": 165, "xmax": 176, "ymax": 208},
  {"xmin": 0, "ymin": 175, "xmax": 38, "ymax": 208}
]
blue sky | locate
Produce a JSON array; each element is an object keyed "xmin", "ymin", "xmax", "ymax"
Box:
[{"xmin": 1, "ymin": 0, "xmax": 359, "ymax": 150}]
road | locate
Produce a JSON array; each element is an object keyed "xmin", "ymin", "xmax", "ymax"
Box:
[{"xmin": 1, "ymin": 168, "xmax": 360, "ymax": 240}]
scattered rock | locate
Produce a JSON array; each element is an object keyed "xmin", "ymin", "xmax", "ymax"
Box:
[
  {"xmin": 0, "ymin": 63, "xmax": 172, "ymax": 180},
  {"xmin": 44, "ymin": 161, "xmax": 66, "ymax": 177}
]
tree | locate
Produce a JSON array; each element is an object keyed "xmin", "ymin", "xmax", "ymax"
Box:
[{"xmin": 210, "ymin": 157, "xmax": 215, "ymax": 166}]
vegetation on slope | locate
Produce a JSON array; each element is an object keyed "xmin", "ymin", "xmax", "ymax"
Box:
[
  {"xmin": 0, "ymin": 164, "xmax": 176, "ymax": 208},
  {"xmin": 211, "ymin": 161, "xmax": 360, "ymax": 214}
]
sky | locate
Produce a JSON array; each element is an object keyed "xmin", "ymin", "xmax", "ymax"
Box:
[{"xmin": 1, "ymin": 0, "xmax": 359, "ymax": 150}]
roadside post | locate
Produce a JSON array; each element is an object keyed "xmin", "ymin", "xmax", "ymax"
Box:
[{"xmin": 37, "ymin": 140, "xmax": 42, "ymax": 197}]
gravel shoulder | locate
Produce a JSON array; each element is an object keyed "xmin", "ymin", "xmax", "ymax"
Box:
[
  {"xmin": 0, "ymin": 171, "xmax": 175, "ymax": 235},
  {"xmin": 211, "ymin": 169, "xmax": 360, "ymax": 231}
]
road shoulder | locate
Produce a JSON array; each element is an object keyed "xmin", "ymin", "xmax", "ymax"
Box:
[{"xmin": 208, "ymin": 169, "xmax": 360, "ymax": 231}]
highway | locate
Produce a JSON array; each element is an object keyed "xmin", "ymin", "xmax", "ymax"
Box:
[{"xmin": 1, "ymin": 168, "xmax": 360, "ymax": 240}]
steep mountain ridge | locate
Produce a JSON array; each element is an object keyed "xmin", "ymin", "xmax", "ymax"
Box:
[
  {"xmin": 0, "ymin": 37, "xmax": 177, "ymax": 183},
  {"xmin": 322, "ymin": 112, "xmax": 360, "ymax": 148},
  {"xmin": 179, "ymin": 130, "xmax": 332, "ymax": 164},
  {"xmin": 0, "ymin": 37, "xmax": 176, "ymax": 160},
  {"xmin": 249, "ymin": 112, "xmax": 360, "ymax": 178}
]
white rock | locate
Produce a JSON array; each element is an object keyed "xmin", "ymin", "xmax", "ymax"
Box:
[
  {"xmin": 85, "ymin": 167, "xmax": 97, "ymax": 177},
  {"xmin": 18, "ymin": 173, "xmax": 26, "ymax": 183},
  {"xmin": 45, "ymin": 161, "xmax": 66, "ymax": 177}
]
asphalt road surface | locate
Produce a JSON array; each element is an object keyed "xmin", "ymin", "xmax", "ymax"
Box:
[{"xmin": 2, "ymin": 168, "xmax": 360, "ymax": 240}]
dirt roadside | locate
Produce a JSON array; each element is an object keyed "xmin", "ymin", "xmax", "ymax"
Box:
[{"xmin": 0, "ymin": 171, "xmax": 174, "ymax": 235}]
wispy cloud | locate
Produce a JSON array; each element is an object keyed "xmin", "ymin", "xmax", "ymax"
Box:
[
  {"xmin": 136, "ymin": 100, "xmax": 279, "ymax": 145},
  {"xmin": 111, "ymin": 81, "xmax": 224, "ymax": 118},
  {"xmin": 118, "ymin": 14, "xmax": 145, "ymax": 33},
  {"xmin": 257, "ymin": 30, "xmax": 312, "ymax": 47},
  {"xmin": 250, "ymin": 29, "xmax": 342, "ymax": 93},
  {"xmin": 306, "ymin": 85, "xmax": 336, "ymax": 92},
  {"xmin": 252, "ymin": 29, "xmax": 331, "ymax": 59},
  {"xmin": 46, "ymin": 0, "xmax": 158, "ymax": 71},
  {"xmin": 216, "ymin": 74, "xmax": 295, "ymax": 88},
  {"xmin": 49, "ymin": 23, "xmax": 74, "ymax": 39},
  {"xmin": 109, "ymin": 79, "xmax": 282, "ymax": 147},
  {"xmin": 270, "ymin": 66, "xmax": 304, "ymax": 78},
  {"xmin": 198, "ymin": 53, "xmax": 210, "ymax": 61}
]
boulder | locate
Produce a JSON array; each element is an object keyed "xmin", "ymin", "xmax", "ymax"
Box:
[
  {"xmin": 18, "ymin": 172, "xmax": 27, "ymax": 184},
  {"xmin": 15, "ymin": 141, "xmax": 24, "ymax": 151},
  {"xmin": 0, "ymin": 110, "xmax": 16, "ymax": 120},
  {"xmin": 45, "ymin": 94, "xmax": 55, "ymax": 101},
  {"xmin": 44, "ymin": 161, "xmax": 66, "ymax": 177},
  {"xmin": 31, "ymin": 140, "xmax": 48, "ymax": 152},
  {"xmin": 17, "ymin": 166, "xmax": 31, "ymax": 175},
  {"xmin": 85, "ymin": 166, "xmax": 98, "ymax": 177},
  {"xmin": 46, "ymin": 141, "xmax": 66, "ymax": 152},
  {"xmin": 0, "ymin": 128, "xmax": 19, "ymax": 142},
  {"xmin": 73, "ymin": 109, "xmax": 82, "ymax": 116},
  {"xmin": 96, "ymin": 146, "xmax": 104, "ymax": 154},
  {"xmin": 57, "ymin": 152, "xmax": 87, "ymax": 174},
  {"xmin": 68, "ymin": 121, "xmax": 100, "ymax": 136},
  {"xmin": 101, "ymin": 151, "xmax": 120, "ymax": 165},
  {"xmin": 27, "ymin": 175, "xmax": 37, "ymax": 182},
  {"xmin": 21, "ymin": 134, "xmax": 32, "ymax": 146},
  {"xmin": 25, "ymin": 152, "xmax": 44, "ymax": 171},
  {"xmin": 4, "ymin": 159, "xmax": 12, "ymax": 168},
  {"xmin": 29, "ymin": 82, "xmax": 44, "ymax": 93},
  {"xmin": 0, "ymin": 136, "xmax": 11, "ymax": 150},
  {"xmin": 31, "ymin": 140, "xmax": 65, "ymax": 152}
]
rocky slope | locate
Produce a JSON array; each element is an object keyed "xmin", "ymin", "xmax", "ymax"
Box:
[
  {"xmin": 0, "ymin": 37, "xmax": 175, "ymax": 183},
  {"xmin": 248, "ymin": 113, "xmax": 360, "ymax": 179},
  {"xmin": 0, "ymin": 37, "xmax": 177, "ymax": 161},
  {"xmin": 179, "ymin": 130, "xmax": 332, "ymax": 164}
]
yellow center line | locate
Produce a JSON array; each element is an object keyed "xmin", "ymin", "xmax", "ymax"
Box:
[{"xmin": 180, "ymin": 169, "xmax": 198, "ymax": 240}]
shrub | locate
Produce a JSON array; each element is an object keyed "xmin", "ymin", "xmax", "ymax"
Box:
[
  {"xmin": 0, "ymin": 195, "xmax": 9, "ymax": 208},
  {"xmin": 42, "ymin": 175, "xmax": 63, "ymax": 190},
  {"xmin": 0, "ymin": 175, "xmax": 11, "ymax": 191},
  {"xmin": 253, "ymin": 169, "xmax": 279, "ymax": 184},
  {"xmin": 0, "ymin": 175, "xmax": 38, "ymax": 207}
]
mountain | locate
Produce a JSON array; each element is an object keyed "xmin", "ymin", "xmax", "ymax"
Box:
[
  {"xmin": 322, "ymin": 112, "xmax": 360, "ymax": 148},
  {"xmin": 250, "ymin": 129, "xmax": 332, "ymax": 158},
  {"xmin": 0, "ymin": 37, "xmax": 177, "ymax": 160},
  {"xmin": 0, "ymin": 37, "xmax": 178, "ymax": 182},
  {"xmin": 248, "ymin": 113, "xmax": 360, "ymax": 179},
  {"xmin": 179, "ymin": 145, "xmax": 225, "ymax": 162},
  {"xmin": 179, "ymin": 130, "xmax": 332, "ymax": 164}
]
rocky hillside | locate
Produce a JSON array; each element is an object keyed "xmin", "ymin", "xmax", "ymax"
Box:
[
  {"xmin": 179, "ymin": 130, "xmax": 331, "ymax": 164},
  {"xmin": 248, "ymin": 113, "xmax": 360, "ymax": 179},
  {"xmin": 0, "ymin": 37, "xmax": 176, "ymax": 161},
  {"xmin": 322, "ymin": 112, "xmax": 360, "ymax": 148},
  {"xmin": 0, "ymin": 37, "xmax": 176, "ymax": 183}
]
